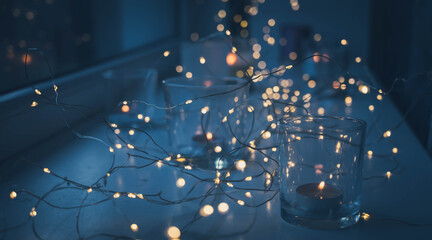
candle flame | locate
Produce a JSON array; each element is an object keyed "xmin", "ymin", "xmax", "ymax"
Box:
[{"xmin": 318, "ymin": 181, "xmax": 325, "ymax": 190}]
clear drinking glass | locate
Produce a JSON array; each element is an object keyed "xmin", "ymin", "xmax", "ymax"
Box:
[
  {"xmin": 103, "ymin": 68, "xmax": 158, "ymax": 125},
  {"xmin": 163, "ymin": 76, "xmax": 249, "ymax": 170},
  {"xmin": 278, "ymin": 115, "xmax": 366, "ymax": 229}
]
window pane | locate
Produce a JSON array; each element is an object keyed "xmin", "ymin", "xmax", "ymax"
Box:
[{"xmin": 0, "ymin": 0, "xmax": 177, "ymax": 94}]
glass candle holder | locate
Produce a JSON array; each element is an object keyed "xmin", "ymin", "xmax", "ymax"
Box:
[
  {"xmin": 163, "ymin": 76, "xmax": 249, "ymax": 170},
  {"xmin": 278, "ymin": 115, "xmax": 366, "ymax": 229},
  {"xmin": 103, "ymin": 68, "xmax": 158, "ymax": 125}
]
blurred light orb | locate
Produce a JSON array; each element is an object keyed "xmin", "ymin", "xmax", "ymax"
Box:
[
  {"xmin": 176, "ymin": 178, "xmax": 185, "ymax": 188},
  {"xmin": 167, "ymin": 226, "xmax": 181, "ymax": 239},
  {"xmin": 122, "ymin": 105, "xmax": 130, "ymax": 112},
  {"xmin": 226, "ymin": 52, "xmax": 237, "ymax": 66},
  {"xmin": 130, "ymin": 224, "xmax": 138, "ymax": 232},
  {"xmin": 218, "ymin": 202, "xmax": 229, "ymax": 213},
  {"xmin": 236, "ymin": 160, "xmax": 246, "ymax": 170},
  {"xmin": 200, "ymin": 205, "xmax": 214, "ymax": 217}
]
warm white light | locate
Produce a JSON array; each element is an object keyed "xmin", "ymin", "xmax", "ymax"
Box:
[
  {"xmin": 176, "ymin": 178, "xmax": 185, "ymax": 188},
  {"xmin": 218, "ymin": 9, "xmax": 226, "ymax": 18},
  {"xmin": 226, "ymin": 52, "xmax": 237, "ymax": 66},
  {"xmin": 308, "ymin": 80, "xmax": 316, "ymax": 88},
  {"xmin": 367, "ymin": 150, "xmax": 373, "ymax": 159},
  {"xmin": 10, "ymin": 191, "xmax": 17, "ymax": 199},
  {"xmin": 263, "ymin": 131, "xmax": 271, "ymax": 139},
  {"xmin": 236, "ymin": 160, "xmax": 246, "ymax": 170},
  {"xmin": 156, "ymin": 161, "xmax": 163, "ymax": 168},
  {"xmin": 130, "ymin": 223, "xmax": 138, "ymax": 232},
  {"xmin": 206, "ymin": 132, "xmax": 213, "ymax": 140},
  {"xmin": 29, "ymin": 208, "xmax": 37, "ymax": 217},
  {"xmin": 268, "ymin": 18, "xmax": 275, "ymax": 26},
  {"xmin": 127, "ymin": 193, "xmax": 136, "ymax": 198},
  {"xmin": 335, "ymin": 141, "xmax": 341, "ymax": 153},
  {"xmin": 361, "ymin": 212, "xmax": 370, "ymax": 221},
  {"xmin": 167, "ymin": 226, "xmax": 181, "ymax": 239},
  {"xmin": 201, "ymin": 106, "xmax": 209, "ymax": 114},
  {"xmin": 386, "ymin": 171, "xmax": 392, "ymax": 179},
  {"xmin": 200, "ymin": 205, "xmax": 214, "ymax": 217},
  {"xmin": 345, "ymin": 96, "xmax": 352, "ymax": 106},
  {"xmin": 318, "ymin": 181, "xmax": 325, "ymax": 190},
  {"xmin": 218, "ymin": 202, "xmax": 229, "ymax": 214},
  {"xmin": 341, "ymin": 39, "xmax": 348, "ymax": 45},
  {"xmin": 267, "ymin": 115, "xmax": 274, "ymax": 122},
  {"xmin": 214, "ymin": 146, "xmax": 222, "ymax": 153},
  {"xmin": 360, "ymin": 85, "xmax": 369, "ymax": 94},
  {"xmin": 383, "ymin": 130, "xmax": 391, "ymax": 138},
  {"xmin": 121, "ymin": 105, "xmax": 129, "ymax": 113}
]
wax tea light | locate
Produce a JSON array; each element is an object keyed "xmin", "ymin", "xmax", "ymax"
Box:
[
  {"xmin": 278, "ymin": 116, "xmax": 365, "ymax": 229},
  {"xmin": 296, "ymin": 182, "xmax": 343, "ymax": 213}
]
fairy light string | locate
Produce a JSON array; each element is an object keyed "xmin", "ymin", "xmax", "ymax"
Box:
[{"xmin": 3, "ymin": 10, "xmax": 432, "ymax": 239}]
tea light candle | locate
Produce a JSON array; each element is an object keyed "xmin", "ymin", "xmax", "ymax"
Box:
[{"xmin": 296, "ymin": 181, "xmax": 343, "ymax": 213}]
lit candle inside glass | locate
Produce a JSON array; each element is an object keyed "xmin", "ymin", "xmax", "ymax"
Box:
[{"xmin": 296, "ymin": 181, "xmax": 343, "ymax": 213}]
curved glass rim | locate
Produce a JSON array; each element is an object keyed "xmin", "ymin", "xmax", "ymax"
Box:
[
  {"xmin": 162, "ymin": 76, "xmax": 248, "ymax": 89},
  {"xmin": 280, "ymin": 115, "xmax": 366, "ymax": 132}
]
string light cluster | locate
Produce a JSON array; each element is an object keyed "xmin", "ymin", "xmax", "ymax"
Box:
[{"xmin": 3, "ymin": 1, "xmax": 431, "ymax": 238}]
